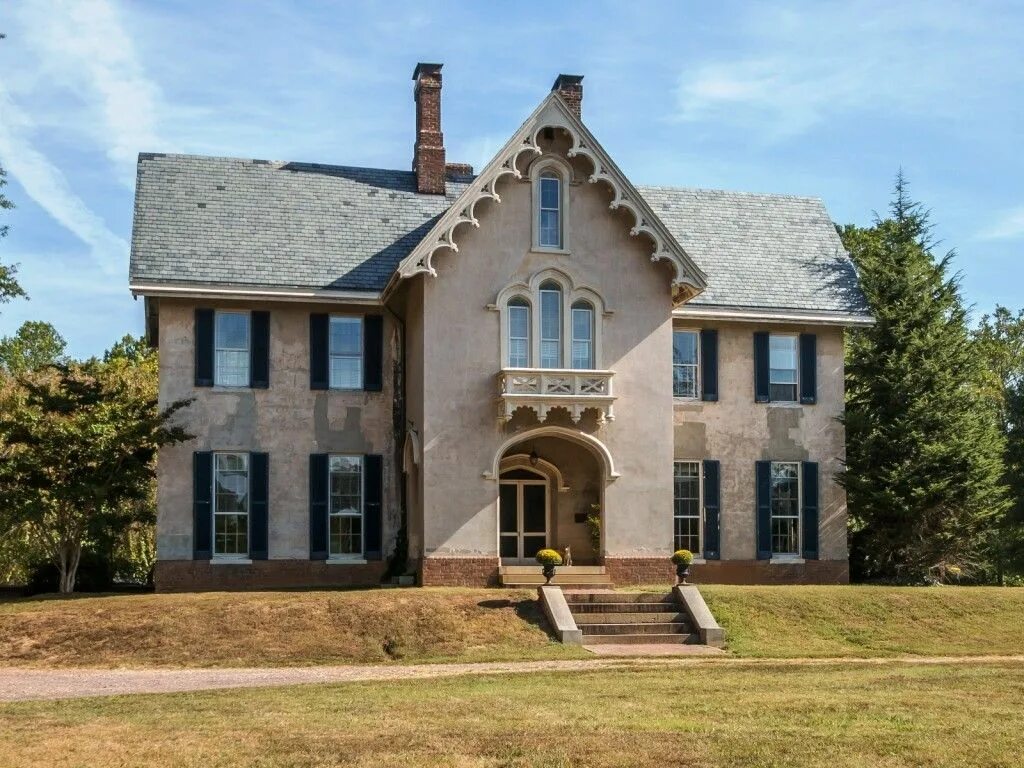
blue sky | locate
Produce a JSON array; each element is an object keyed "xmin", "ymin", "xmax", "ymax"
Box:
[{"xmin": 0, "ymin": 0, "xmax": 1021, "ymax": 358}]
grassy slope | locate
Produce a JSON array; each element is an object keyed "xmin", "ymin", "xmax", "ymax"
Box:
[
  {"xmin": 2, "ymin": 663, "xmax": 1022, "ymax": 767},
  {"xmin": 2, "ymin": 585, "xmax": 1022, "ymax": 668},
  {"xmin": 0, "ymin": 588, "xmax": 585, "ymax": 668},
  {"xmin": 699, "ymin": 584, "xmax": 1024, "ymax": 658}
]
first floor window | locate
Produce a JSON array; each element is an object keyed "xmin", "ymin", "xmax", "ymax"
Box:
[
  {"xmin": 769, "ymin": 335, "xmax": 798, "ymax": 402},
  {"xmin": 770, "ymin": 461, "xmax": 800, "ymax": 555},
  {"xmin": 571, "ymin": 302, "xmax": 594, "ymax": 369},
  {"xmin": 673, "ymin": 330, "xmax": 699, "ymax": 398},
  {"xmin": 330, "ymin": 316, "xmax": 363, "ymax": 389},
  {"xmin": 673, "ymin": 461, "xmax": 701, "ymax": 553},
  {"xmin": 508, "ymin": 299, "xmax": 530, "ymax": 367},
  {"xmin": 213, "ymin": 452, "xmax": 249, "ymax": 557},
  {"xmin": 329, "ymin": 455, "xmax": 363, "ymax": 558},
  {"xmin": 215, "ymin": 311, "xmax": 250, "ymax": 387}
]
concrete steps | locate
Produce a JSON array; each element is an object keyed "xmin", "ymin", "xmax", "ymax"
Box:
[
  {"xmin": 499, "ymin": 565, "xmax": 613, "ymax": 590},
  {"xmin": 564, "ymin": 590, "xmax": 699, "ymax": 645}
]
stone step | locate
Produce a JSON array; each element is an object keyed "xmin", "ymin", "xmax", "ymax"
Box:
[
  {"xmin": 573, "ymin": 611, "xmax": 690, "ymax": 624},
  {"xmin": 500, "ymin": 573, "xmax": 613, "ymax": 585},
  {"xmin": 566, "ymin": 592, "xmax": 673, "ymax": 604},
  {"xmin": 580, "ymin": 622, "xmax": 692, "ymax": 636},
  {"xmin": 499, "ymin": 565, "xmax": 607, "ymax": 575},
  {"xmin": 583, "ymin": 633, "xmax": 699, "ymax": 645},
  {"xmin": 567, "ymin": 601, "xmax": 679, "ymax": 614}
]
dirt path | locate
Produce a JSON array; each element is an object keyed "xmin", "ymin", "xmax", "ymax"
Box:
[{"xmin": 2, "ymin": 654, "xmax": 1022, "ymax": 702}]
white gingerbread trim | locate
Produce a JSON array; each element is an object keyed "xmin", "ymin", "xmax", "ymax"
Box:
[
  {"xmin": 484, "ymin": 425, "xmax": 620, "ymax": 481},
  {"xmin": 385, "ymin": 93, "xmax": 707, "ymax": 306}
]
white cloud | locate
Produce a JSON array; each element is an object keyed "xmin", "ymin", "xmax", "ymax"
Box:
[
  {"xmin": 978, "ymin": 207, "xmax": 1024, "ymax": 240},
  {"xmin": 0, "ymin": 87, "xmax": 128, "ymax": 274},
  {"xmin": 15, "ymin": 0, "xmax": 164, "ymax": 185}
]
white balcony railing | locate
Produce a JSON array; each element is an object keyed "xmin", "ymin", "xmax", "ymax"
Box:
[{"xmin": 498, "ymin": 368, "xmax": 615, "ymax": 423}]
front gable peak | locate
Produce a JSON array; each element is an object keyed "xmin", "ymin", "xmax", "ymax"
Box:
[{"xmin": 388, "ymin": 91, "xmax": 707, "ymax": 305}]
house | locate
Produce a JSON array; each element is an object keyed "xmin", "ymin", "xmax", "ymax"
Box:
[{"xmin": 129, "ymin": 64, "xmax": 871, "ymax": 591}]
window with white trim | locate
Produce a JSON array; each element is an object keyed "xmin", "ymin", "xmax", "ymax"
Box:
[
  {"xmin": 538, "ymin": 172, "xmax": 562, "ymax": 248},
  {"xmin": 769, "ymin": 335, "xmax": 798, "ymax": 402},
  {"xmin": 329, "ymin": 455, "xmax": 363, "ymax": 558},
  {"xmin": 571, "ymin": 301, "xmax": 594, "ymax": 369},
  {"xmin": 214, "ymin": 311, "xmax": 250, "ymax": 387},
  {"xmin": 539, "ymin": 281, "xmax": 562, "ymax": 368},
  {"xmin": 770, "ymin": 461, "xmax": 800, "ymax": 555},
  {"xmin": 213, "ymin": 452, "xmax": 249, "ymax": 557},
  {"xmin": 673, "ymin": 461, "xmax": 702, "ymax": 553},
  {"xmin": 329, "ymin": 316, "xmax": 363, "ymax": 390},
  {"xmin": 673, "ymin": 330, "xmax": 699, "ymax": 398},
  {"xmin": 507, "ymin": 298, "xmax": 531, "ymax": 368}
]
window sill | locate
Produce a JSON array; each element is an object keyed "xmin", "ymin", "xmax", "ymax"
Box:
[
  {"xmin": 210, "ymin": 558, "xmax": 252, "ymax": 565},
  {"xmin": 769, "ymin": 557, "xmax": 805, "ymax": 565},
  {"xmin": 673, "ymin": 396, "xmax": 703, "ymax": 405},
  {"xmin": 529, "ymin": 247, "xmax": 570, "ymax": 256},
  {"xmin": 762, "ymin": 401, "xmax": 802, "ymax": 408},
  {"xmin": 691, "ymin": 558, "xmax": 707, "ymax": 565},
  {"xmin": 326, "ymin": 558, "xmax": 368, "ymax": 565}
]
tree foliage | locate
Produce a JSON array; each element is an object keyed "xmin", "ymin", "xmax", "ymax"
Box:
[
  {"xmin": 0, "ymin": 35, "xmax": 26, "ymax": 311},
  {"xmin": 840, "ymin": 174, "xmax": 1009, "ymax": 582},
  {"xmin": 0, "ymin": 341, "xmax": 191, "ymax": 592},
  {"xmin": 973, "ymin": 307, "xmax": 1024, "ymax": 579},
  {"xmin": 0, "ymin": 321, "xmax": 67, "ymax": 375}
]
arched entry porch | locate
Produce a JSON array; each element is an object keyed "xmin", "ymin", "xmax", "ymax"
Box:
[{"xmin": 492, "ymin": 427, "xmax": 614, "ymax": 566}]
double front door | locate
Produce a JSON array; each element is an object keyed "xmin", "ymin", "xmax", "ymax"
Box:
[{"xmin": 499, "ymin": 471, "xmax": 549, "ymax": 563}]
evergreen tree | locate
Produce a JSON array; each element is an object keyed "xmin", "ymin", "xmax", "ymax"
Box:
[{"xmin": 839, "ymin": 174, "xmax": 1009, "ymax": 582}]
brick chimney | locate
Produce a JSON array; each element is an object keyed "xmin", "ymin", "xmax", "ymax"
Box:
[
  {"xmin": 412, "ymin": 62, "xmax": 446, "ymax": 195},
  {"xmin": 551, "ymin": 74, "xmax": 583, "ymax": 119}
]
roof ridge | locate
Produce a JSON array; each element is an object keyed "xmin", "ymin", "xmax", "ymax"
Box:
[
  {"xmin": 137, "ymin": 151, "xmax": 413, "ymax": 177},
  {"xmin": 637, "ymin": 184, "xmax": 824, "ymax": 203}
]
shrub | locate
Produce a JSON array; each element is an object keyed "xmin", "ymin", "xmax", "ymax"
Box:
[
  {"xmin": 671, "ymin": 549, "xmax": 694, "ymax": 567},
  {"xmin": 535, "ymin": 548, "xmax": 563, "ymax": 567}
]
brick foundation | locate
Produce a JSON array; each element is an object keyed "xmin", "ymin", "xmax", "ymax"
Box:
[
  {"xmin": 155, "ymin": 559, "xmax": 389, "ymax": 592},
  {"xmin": 420, "ymin": 557, "xmax": 499, "ymax": 587},
  {"xmin": 605, "ymin": 557, "xmax": 849, "ymax": 586}
]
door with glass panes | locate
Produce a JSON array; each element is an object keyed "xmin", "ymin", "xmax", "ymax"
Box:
[{"xmin": 498, "ymin": 469, "xmax": 549, "ymax": 563}]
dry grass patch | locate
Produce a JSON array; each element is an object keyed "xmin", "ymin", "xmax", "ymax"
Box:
[
  {"xmin": 1, "ymin": 662, "xmax": 1022, "ymax": 767},
  {"xmin": 0, "ymin": 588, "xmax": 584, "ymax": 668}
]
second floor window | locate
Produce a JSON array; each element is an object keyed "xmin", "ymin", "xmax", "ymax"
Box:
[
  {"xmin": 673, "ymin": 330, "xmax": 699, "ymax": 398},
  {"xmin": 215, "ymin": 311, "xmax": 250, "ymax": 387},
  {"xmin": 507, "ymin": 298, "xmax": 530, "ymax": 368},
  {"xmin": 571, "ymin": 301, "xmax": 594, "ymax": 369},
  {"xmin": 329, "ymin": 316, "xmax": 363, "ymax": 389},
  {"xmin": 769, "ymin": 335, "xmax": 798, "ymax": 402},
  {"xmin": 538, "ymin": 172, "xmax": 562, "ymax": 248},
  {"xmin": 539, "ymin": 281, "xmax": 562, "ymax": 368}
]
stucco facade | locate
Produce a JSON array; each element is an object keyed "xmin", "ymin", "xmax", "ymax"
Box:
[{"xmin": 133, "ymin": 65, "xmax": 870, "ymax": 591}]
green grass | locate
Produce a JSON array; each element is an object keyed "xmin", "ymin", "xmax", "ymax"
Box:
[
  {"xmin": 1, "ymin": 662, "xmax": 1022, "ymax": 766},
  {"xmin": 2, "ymin": 584, "xmax": 1022, "ymax": 668}
]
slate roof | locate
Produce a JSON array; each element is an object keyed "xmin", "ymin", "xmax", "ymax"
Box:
[
  {"xmin": 129, "ymin": 153, "xmax": 469, "ymax": 292},
  {"xmin": 640, "ymin": 186, "xmax": 869, "ymax": 317},
  {"xmin": 130, "ymin": 153, "xmax": 868, "ymax": 318}
]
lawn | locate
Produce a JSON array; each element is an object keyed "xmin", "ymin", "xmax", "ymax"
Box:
[
  {"xmin": 1, "ymin": 661, "xmax": 1022, "ymax": 767},
  {"xmin": 2, "ymin": 584, "xmax": 1022, "ymax": 668}
]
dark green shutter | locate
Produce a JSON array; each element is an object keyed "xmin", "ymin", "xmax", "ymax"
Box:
[
  {"xmin": 755, "ymin": 460, "xmax": 772, "ymax": 559},
  {"xmin": 802, "ymin": 461, "xmax": 820, "ymax": 560},
  {"xmin": 363, "ymin": 315, "xmax": 384, "ymax": 392},
  {"xmin": 700, "ymin": 329, "xmax": 718, "ymax": 402},
  {"xmin": 194, "ymin": 309, "xmax": 215, "ymax": 387},
  {"xmin": 753, "ymin": 332, "xmax": 770, "ymax": 403},
  {"xmin": 309, "ymin": 454, "xmax": 329, "ymax": 560},
  {"xmin": 192, "ymin": 451, "xmax": 213, "ymax": 559},
  {"xmin": 250, "ymin": 311, "xmax": 270, "ymax": 389},
  {"xmin": 310, "ymin": 314, "xmax": 329, "ymax": 390},
  {"xmin": 249, "ymin": 452, "xmax": 269, "ymax": 560},
  {"xmin": 799, "ymin": 334, "xmax": 817, "ymax": 405},
  {"xmin": 702, "ymin": 459, "xmax": 721, "ymax": 559},
  {"xmin": 364, "ymin": 454, "xmax": 383, "ymax": 560}
]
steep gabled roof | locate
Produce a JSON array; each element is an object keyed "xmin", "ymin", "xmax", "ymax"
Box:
[{"xmin": 386, "ymin": 92, "xmax": 708, "ymax": 305}]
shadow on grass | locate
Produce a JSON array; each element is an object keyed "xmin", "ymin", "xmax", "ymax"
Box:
[{"xmin": 476, "ymin": 597, "xmax": 557, "ymax": 640}]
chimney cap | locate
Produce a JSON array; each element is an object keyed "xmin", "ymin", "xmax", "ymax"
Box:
[
  {"xmin": 412, "ymin": 62, "xmax": 443, "ymax": 81},
  {"xmin": 551, "ymin": 73, "xmax": 584, "ymax": 90}
]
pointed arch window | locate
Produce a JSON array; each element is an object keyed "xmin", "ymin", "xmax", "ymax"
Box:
[
  {"xmin": 538, "ymin": 172, "xmax": 563, "ymax": 248},
  {"xmin": 507, "ymin": 297, "xmax": 531, "ymax": 368},
  {"xmin": 571, "ymin": 301, "xmax": 594, "ymax": 369},
  {"xmin": 539, "ymin": 280, "xmax": 563, "ymax": 368}
]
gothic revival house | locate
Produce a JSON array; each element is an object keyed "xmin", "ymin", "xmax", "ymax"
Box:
[{"xmin": 129, "ymin": 65, "xmax": 871, "ymax": 590}]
